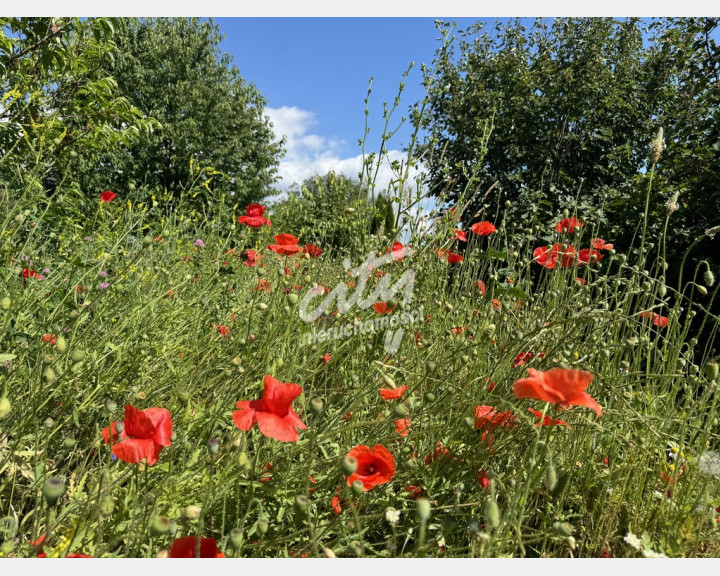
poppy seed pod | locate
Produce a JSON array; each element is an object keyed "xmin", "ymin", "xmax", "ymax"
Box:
[
  {"xmin": 55, "ymin": 336, "xmax": 67, "ymax": 353},
  {"xmin": 105, "ymin": 399, "xmax": 117, "ymax": 413},
  {"xmin": 309, "ymin": 397, "xmax": 324, "ymax": 415},
  {"xmin": 229, "ymin": 528, "xmax": 243, "ymax": 550},
  {"xmin": 342, "ymin": 456, "xmax": 358, "ymax": 476},
  {"xmin": 42, "ymin": 476, "xmax": 66, "ymax": 506},
  {"xmin": 351, "ymin": 480, "xmax": 365, "ymax": 497}
]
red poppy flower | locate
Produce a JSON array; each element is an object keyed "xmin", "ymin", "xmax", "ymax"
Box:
[
  {"xmin": 424, "ymin": 441, "xmax": 451, "ymax": 465},
  {"xmin": 473, "ymin": 406, "xmax": 517, "ymax": 433},
  {"xmin": 437, "ymin": 249, "xmax": 463, "ymax": 264},
  {"xmin": 575, "ymin": 277, "xmax": 587, "ymax": 286},
  {"xmin": 578, "ymin": 248, "xmax": 604, "ymax": 265},
  {"xmin": 388, "ymin": 241, "xmax": 407, "ymax": 261},
  {"xmin": 321, "ymin": 353, "xmax": 331, "ymax": 364},
  {"xmin": 513, "ymin": 368, "xmax": 602, "ymax": 417},
  {"xmin": 242, "ymin": 249, "xmax": 262, "ymax": 267},
  {"xmin": 232, "ymin": 375, "xmax": 307, "ymax": 442},
  {"xmin": 23, "ymin": 268, "xmax": 42, "ymax": 279},
  {"xmin": 591, "ymin": 238, "xmax": 614, "ymax": 250},
  {"xmin": 102, "ymin": 405, "xmax": 173, "ymax": 465},
  {"xmin": 555, "ymin": 217, "xmax": 583, "ymax": 233},
  {"xmin": 238, "ymin": 204, "xmax": 271, "ymax": 228},
  {"xmin": 453, "ymin": 230, "xmax": 468, "ymax": 242},
  {"xmin": 379, "ymin": 385, "xmax": 408, "ymax": 400},
  {"xmin": 345, "ymin": 444, "xmax": 395, "ymax": 491},
  {"xmin": 639, "ymin": 311, "xmax": 669, "ymax": 328},
  {"xmin": 512, "ymin": 351, "xmax": 545, "ymax": 368},
  {"xmin": 100, "ymin": 190, "xmax": 117, "ymax": 203},
  {"xmin": 169, "ymin": 536, "xmax": 225, "ymax": 558},
  {"xmin": 216, "ymin": 325, "xmax": 230, "ymax": 338},
  {"xmin": 528, "ymin": 408, "xmax": 571, "ymax": 428},
  {"xmin": 395, "ymin": 418, "xmax": 411, "ymax": 437},
  {"xmin": 533, "ymin": 244, "xmax": 576, "ymax": 268},
  {"xmin": 42, "ymin": 333, "xmax": 57, "ymax": 346},
  {"xmin": 406, "ymin": 485, "xmax": 424, "ymax": 499},
  {"xmin": 452, "ymin": 326, "xmax": 467, "ymax": 335},
  {"xmin": 254, "ymin": 278, "xmax": 271, "ymax": 293},
  {"xmin": 475, "ymin": 280, "xmax": 486, "ymax": 295},
  {"xmin": 268, "ymin": 234, "xmax": 303, "ymax": 256},
  {"xmin": 492, "ymin": 298, "xmax": 502, "ymax": 309},
  {"xmin": 477, "ymin": 469, "xmax": 491, "ymax": 490},
  {"xmin": 302, "ymin": 244, "xmax": 322, "ymax": 259},
  {"xmin": 373, "ymin": 302, "xmax": 397, "ymax": 315},
  {"xmin": 470, "ymin": 221, "xmax": 497, "ymax": 236}
]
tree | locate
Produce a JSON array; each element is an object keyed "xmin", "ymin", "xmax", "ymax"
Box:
[
  {"xmin": 418, "ymin": 17, "xmax": 720, "ymax": 263},
  {"xmin": 74, "ymin": 18, "xmax": 284, "ymax": 208},
  {"xmin": 0, "ymin": 17, "xmax": 154, "ymax": 191}
]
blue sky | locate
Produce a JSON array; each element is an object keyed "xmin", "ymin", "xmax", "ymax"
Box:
[{"xmin": 217, "ymin": 18, "xmax": 505, "ymax": 192}]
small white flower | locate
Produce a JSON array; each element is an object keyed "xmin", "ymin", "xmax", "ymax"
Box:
[
  {"xmin": 385, "ymin": 507, "xmax": 401, "ymax": 526},
  {"xmin": 643, "ymin": 549, "xmax": 668, "ymax": 558},
  {"xmin": 624, "ymin": 532, "xmax": 644, "ymax": 551},
  {"xmin": 437, "ymin": 536, "xmax": 446, "ymax": 548},
  {"xmin": 699, "ymin": 451, "xmax": 720, "ymax": 478}
]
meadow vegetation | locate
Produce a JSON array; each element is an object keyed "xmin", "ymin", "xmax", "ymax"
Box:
[{"xmin": 0, "ymin": 17, "xmax": 719, "ymax": 558}]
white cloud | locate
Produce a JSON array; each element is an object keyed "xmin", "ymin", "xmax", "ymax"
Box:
[{"xmin": 265, "ymin": 106, "xmax": 427, "ymax": 200}]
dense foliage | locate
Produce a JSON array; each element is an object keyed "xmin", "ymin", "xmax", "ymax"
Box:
[{"xmin": 419, "ymin": 18, "xmax": 720, "ymax": 275}]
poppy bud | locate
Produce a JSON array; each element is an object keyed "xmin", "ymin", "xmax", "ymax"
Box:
[
  {"xmin": 115, "ymin": 422, "xmax": 124, "ymax": 434},
  {"xmin": 71, "ymin": 349, "xmax": 86, "ymax": 362},
  {"xmin": 150, "ymin": 515, "xmax": 172, "ymax": 536},
  {"xmin": 342, "ymin": 456, "xmax": 358, "ymax": 476},
  {"xmin": 704, "ymin": 269, "xmax": 715, "ymax": 288},
  {"xmin": 415, "ymin": 497, "xmax": 431, "ymax": 521},
  {"xmin": 424, "ymin": 392, "xmax": 436, "ymax": 403},
  {"xmin": 567, "ymin": 536, "xmax": 576, "ymax": 550},
  {"xmin": 247, "ymin": 334, "xmax": 257, "ymax": 343},
  {"xmin": 309, "ymin": 397, "xmax": 324, "ymax": 415},
  {"xmin": 0, "ymin": 297, "xmax": 10, "ymax": 311},
  {"xmin": 705, "ymin": 362, "xmax": 719, "ymax": 382},
  {"xmin": 105, "ymin": 399, "xmax": 117, "ymax": 413},
  {"xmin": 427, "ymin": 362, "xmax": 436, "ymax": 373},
  {"xmin": 178, "ymin": 391, "xmax": 190, "ymax": 404},
  {"xmin": 690, "ymin": 364, "xmax": 700, "ymax": 375},
  {"xmin": 229, "ymin": 528, "xmax": 244, "ymax": 550},
  {"xmin": 393, "ymin": 403, "xmax": 409, "ymax": 417},
  {"xmin": 286, "ymin": 293, "xmax": 299, "ymax": 305},
  {"xmin": 257, "ymin": 302, "xmax": 268, "ymax": 311},
  {"xmin": 43, "ymin": 354, "xmax": 55, "ymax": 365},
  {"xmin": 44, "ymin": 417, "xmax": 54, "ymax": 429},
  {"xmin": 552, "ymin": 521, "xmax": 573, "ymax": 537},
  {"xmin": 143, "ymin": 236, "xmax": 153, "ymax": 246},
  {"xmin": 42, "ymin": 476, "xmax": 66, "ymax": 506},
  {"xmin": 257, "ymin": 516, "xmax": 269, "ymax": 534},
  {"xmin": 657, "ymin": 285, "xmax": 667, "ymax": 298},
  {"xmin": 63, "ymin": 437, "xmax": 76, "ymax": 449},
  {"xmin": 351, "ymin": 480, "xmax": 364, "ymax": 497},
  {"xmin": 294, "ymin": 495, "xmax": 309, "ymax": 515},
  {"xmin": 546, "ymin": 462, "xmax": 558, "ymax": 491},
  {"xmin": 484, "ymin": 499, "xmax": 500, "ymax": 530},
  {"xmin": 257, "ymin": 267, "xmax": 266, "ymax": 276},
  {"xmin": 93, "ymin": 493, "xmax": 113, "ymax": 517},
  {"xmin": 0, "ymin": 397, "xmax": 10, "ymax": 419},
  {"xmin": 184, "ymin": 505, "xmax": 202, "ymax": 520},
  {"xmin": 382, "ymin": 374, "xmax": 396, "ymax": 388},
  {"xmin": 697, "ymin": 284, "xmax": 708, "ymax": 295},
  {"xmin": 42, "ymin": 367, "xmax": 56, "ymax": 383},
  {"xmin": 207, "ymin": 438, "xmax": 220, "ymax": 455},
  {"xmin": 55, "ymin": 336, "xmax": 67, "ymax": 353},
  {"xmin": 238, "ymin": 451, "xmax": 250, "ymax": 471},
  {"xmin": 345, "ymin": 207, "xmax": 356, "ymax": 214}
]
